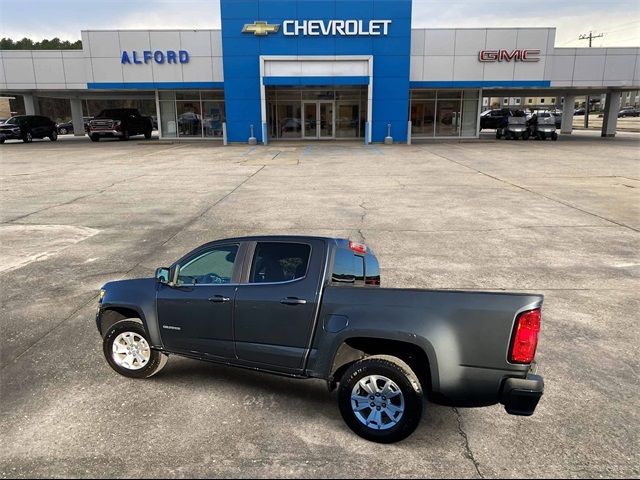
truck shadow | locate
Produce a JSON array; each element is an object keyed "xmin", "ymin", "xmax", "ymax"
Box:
[{"xmin": 153, "ymin": 356, "xmax": 456, "ymax": 444}]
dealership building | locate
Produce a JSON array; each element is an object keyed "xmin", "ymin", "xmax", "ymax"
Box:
[{"xmin": 1, "ymin": 0, "xmax": 639, "ymax": 143}]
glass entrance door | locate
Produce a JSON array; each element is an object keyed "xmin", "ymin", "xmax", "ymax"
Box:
[{"xmin": 302, "ymin": 101, "xmax": 334, "ymax": 139}]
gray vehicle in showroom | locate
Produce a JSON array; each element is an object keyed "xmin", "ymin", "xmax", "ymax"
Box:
[{"xmin": 96, "ymin": 236, "xmax": 544, "ymax": 443}]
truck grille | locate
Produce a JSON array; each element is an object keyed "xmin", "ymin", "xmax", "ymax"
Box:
[{"xmin": 90, "ymin": 120, "xmax": 113, "ymax": 130}]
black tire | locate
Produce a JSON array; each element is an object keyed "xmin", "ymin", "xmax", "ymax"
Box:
[
  {"xmin": 495, "ymin": 131, "xmax": 501, "ymax": 139},
  {"xmin": 23, "ymin": 131, "xmax": 33, "ymax": 143},
  {"xmin": 552, "ymin": 132, "xmax": 558, "ymax": 141},
  {"xmin": 523, "ymin": 131, "xmax": 530, "ymax": 140},
  {"xmin": 90, "ymin": 134, "xmax": 100, "ymax": 142},
  {"xmin": 103, "ymin": 320, "xmax": 168, "ymax": 379},
  {"xmin": 49, "ymin": 131, "xmax": 58, "ymax": 141},
  {"xmin": 0, "ymin": 138, "xmax": 4, "ymax": 144},
  {"xmin": 59, "ymin": 127, "xmax": 67, "ymax": 135},
  {"xmin": 338, "ymin": 355, "xmax": 423, "ymax": 443},
  {"xmin": 144, "ymin": 129, "xmax": 152, "ymax": 140},
  {"xmin": 120, "ymin": 130, "xmax": 130, "ymax": 141}
]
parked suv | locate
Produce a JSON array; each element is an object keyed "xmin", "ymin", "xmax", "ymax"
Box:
[
  {"xmin": 88, "ymin": 108, "xmax": 153, "ymax": 142},
  {"xmin": 480, "ymin": 109, "xmax": 516, "ymax": 130},
  {"xmin": 0, "ymin": 115, "xmax": 58, "ymax": 144}
]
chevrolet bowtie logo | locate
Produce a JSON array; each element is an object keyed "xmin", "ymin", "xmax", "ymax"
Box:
[{"xmin": 242, "ymin": 21, "xmax": 280, "ymax": 36}]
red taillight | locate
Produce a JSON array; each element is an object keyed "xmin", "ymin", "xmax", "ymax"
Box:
[
  {"xmin": 349, "ymin": 241, "xmax": 367, "ymax": 255},
  {"xmin": 510, "ymin": 308, "xmax": 541, "ymax": 364}
]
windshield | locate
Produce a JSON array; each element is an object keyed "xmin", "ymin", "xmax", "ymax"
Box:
[
  {"xmin": 95, "ymin": 109, "xmax": 137, "ymax": 118},
  {"xmin": 5, "ymin": 116, "xmax": 26, "ymax": 125}
]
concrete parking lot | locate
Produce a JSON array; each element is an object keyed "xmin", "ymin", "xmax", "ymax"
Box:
[{"xmin": 1, "ymin": 131, "xmax": 639, "ymax": 478}]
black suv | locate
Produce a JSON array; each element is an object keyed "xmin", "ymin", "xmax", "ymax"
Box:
[
  {"xmin": 480, "ymin": 109, "xmax": 516, "ymax": 130},
  {"xmin": 0, "ymin": 115, "xmax": 58, "ymax": 144}
]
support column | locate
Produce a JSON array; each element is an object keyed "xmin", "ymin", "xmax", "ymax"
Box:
[
  {"xmin": 601, "ymin": 90, "xmax": 621, "ymax": 137},
  {"xmin": 23, "ymin": 94, "xmax": 39, "ymax": 115},
  {"xmin": 70, "ymin": 98, "xmax": 84, "ymax": 136},
  {"xmin": 561, "ymin": 95, "xmax": 576, "ymax": 134}
]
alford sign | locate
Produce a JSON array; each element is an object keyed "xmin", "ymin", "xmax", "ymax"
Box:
[
  {"xmin": 242, "ymin": 20, "xmax": 392, "ymax": 36},
  {"xmin": 479, "ymin": 49, "xmax": 541, "ymax": 62},
  {"xmin": 121, "ymin": 50, "xmax": 190, "ymax": 65}
]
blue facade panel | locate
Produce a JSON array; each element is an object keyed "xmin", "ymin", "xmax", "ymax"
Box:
[{"xmin": 220, "ymin": 0, "xmax": 412, "ymax": 143}]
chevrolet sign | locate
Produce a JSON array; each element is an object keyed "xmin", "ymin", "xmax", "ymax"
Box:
[
  {"xmin": 242, "ymin": 19, "xmax": 392, "ymax": 36},
  {"xmin": 283, "ymin": 19, "xmax": 392, "ymax": 36}
]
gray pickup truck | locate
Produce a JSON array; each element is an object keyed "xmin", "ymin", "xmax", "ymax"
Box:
[{"xmin": 97, "ymin": 235, "xmax": 544, "ymax": 443}]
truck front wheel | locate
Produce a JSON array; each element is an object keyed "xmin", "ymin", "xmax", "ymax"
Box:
[
  {"xmin": 337, "ymin": 355, "xmax": 424, "ymax": 443},
  {"xmin": 103, "ymin": 320, "xmax": 167, "ymax": 379}
]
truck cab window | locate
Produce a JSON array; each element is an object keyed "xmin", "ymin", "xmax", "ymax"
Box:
[
  {"xmin": 177, "ymin": 244, "xmax": 238, "ymax": 285},
  {"xmin": 331, "ymin": 249, "xmax": 365, "ymax": 285},
  {"xmin": 250, "ymin": 242, "xmax": 310, "ymax": 283}
]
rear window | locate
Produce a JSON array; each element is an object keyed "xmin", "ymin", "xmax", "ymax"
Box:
[
  {"xmin": 332, "ymin": 248, "xmax": 365, "ymax": 285},
  {"xmin": 250, "ymin": 242, "xmax": 310, "ymax": 284},
  {"xmin": 365, "ymin": 254, "xmax": 381, "ymax": 286}
]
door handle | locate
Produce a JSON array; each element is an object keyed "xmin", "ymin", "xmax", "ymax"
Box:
[
  {"xmin": 208, "ymin": 295, "xmax": 230, "ymax": 303},
  {"xmin": 280, "ymin": 297, "xmax": 307, "ymax": 306}
]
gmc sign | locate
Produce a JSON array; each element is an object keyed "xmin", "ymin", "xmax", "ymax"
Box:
[{"xmin": 479, "ymin": 49, "xmax": 541, "ymax": 62}]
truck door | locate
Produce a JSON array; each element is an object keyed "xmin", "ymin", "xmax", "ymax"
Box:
[
  {"xmin": 233, "ymin": 240, "xmax": 325, "ymax": 371},
  {"xmin": 156, "ymin": 243, "xmax": 241, "ymax": 359}
]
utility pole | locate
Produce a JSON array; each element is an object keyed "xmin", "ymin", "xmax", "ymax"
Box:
[
  {"xmin": 578, "ymin": 32, "xmax": 604, "ymax": 128},
  {"xmin": 579, "ymin": 31, "xmax": 604, "ymax": 48}
]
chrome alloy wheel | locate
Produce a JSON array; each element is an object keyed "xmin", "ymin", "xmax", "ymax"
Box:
[
  {"xmin": 351, "ymin": 375, "xmax": 405, "ymax": 430},
  {"xmin": 112, "ymin": 332, "xmax": 151, "ymax": 370}
]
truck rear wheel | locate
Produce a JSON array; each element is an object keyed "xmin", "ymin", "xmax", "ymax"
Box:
[
  {"xmin": 337, "ymin": 355, "xmax": 423, "ymax": 443},
  {"xmin": 144, "ymin": 129, "xmax": 152, "ymax": 139},
  {"xmin": 103, "ymin": 320, "xmax": 167, "ymax": 379}
]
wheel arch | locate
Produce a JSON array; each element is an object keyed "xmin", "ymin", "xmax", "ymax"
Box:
[
  {"xmin": 97, "ymin": 306, "xmax": 148, "ymax": 338},
  {"xmin": 328, "ymin": 336, "xmax": 437, "ymax": 399}
]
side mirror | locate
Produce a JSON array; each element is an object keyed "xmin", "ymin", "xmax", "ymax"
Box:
[{"xmin": 155, "ymin": 267, "xmax": 170, "ymax": 284}]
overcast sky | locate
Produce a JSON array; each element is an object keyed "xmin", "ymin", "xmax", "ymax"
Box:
[{"xmin": 1, "ymin": 0, "xmax": 638, "ymax": 47}]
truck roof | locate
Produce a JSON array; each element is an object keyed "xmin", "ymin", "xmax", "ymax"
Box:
[{"xmin": 201, "ymin": 235, "xmax": 345, "ymax": 243}]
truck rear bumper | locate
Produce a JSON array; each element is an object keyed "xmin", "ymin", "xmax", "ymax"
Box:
[{"xmin": 500, "ymin": 373, "xmax": 544, "ymax": 416}]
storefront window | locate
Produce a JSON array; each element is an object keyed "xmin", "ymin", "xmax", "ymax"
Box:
[
  {"xmin": 157, "ymin": 91, "xmax": 225, "ymax": 140},
  {"xmin": 277, "ymin": 103, "xmax": 302, "ymax": 139},
  {"xmin": 159, "ymin": 100, "xmax": 177, "ymax": 138},
  {"xmin": 435, "ymin": 99, "xmax": 461, "ymax": 136},
  {"xmin": 411, "ymin": 100, "xmax": 435, "ymax": 136},
  {"xmin": 461, "ymin": 99, "xmax": 479, "ymax": 137},
  {"xmin": 177, "ymin": 101, "xmax": 202, "ymax": 137},
  {"xmin": 410, "ymin": 89, "xmax": 479, "ymax": 138},
  {"xmin": 203, "ymin": 102, "xmax": 225, "ymax": 138},
  {"xmin": 336, "ymin": 103, "xmax": 359, "ymax": 138}
]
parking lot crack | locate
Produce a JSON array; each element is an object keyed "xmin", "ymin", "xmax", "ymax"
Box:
[
  {"xmin": 430, "ymin": 148, "xmax": 639, "ymax": 233},
  {"xmin": 453, "ymin": 407, "xmax": 484, "ymax": 479},
  {"xmin": 5, "ymin": 174, "xmax": 146, "ymax": 224}
]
